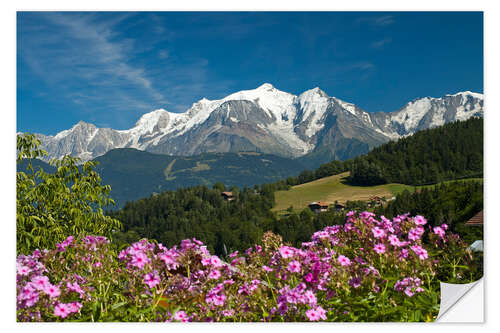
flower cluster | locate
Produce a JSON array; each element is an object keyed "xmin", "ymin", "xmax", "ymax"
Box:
[
  {"xmin": 16, "ymin": 212, "xmax": 480, "ymax": 322},
  {"xmin": 394, "ymin": 277, "xmax": 425, "ymax": 297},
  {"xmin": 16, "ymin": 244, "xmax": 87, "ymax": 321}
]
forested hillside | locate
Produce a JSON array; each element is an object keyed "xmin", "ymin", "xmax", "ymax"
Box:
[
  {"xmin": 108, "ymin": 183, "xmax": 281, "ymax": 255},
  {"xmin": 348, "ymin": 118, "xmax": 483, "ymax": 185}
]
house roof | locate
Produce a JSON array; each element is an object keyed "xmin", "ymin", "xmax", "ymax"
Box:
[
  {"xmin": 309, "ymin": 201, "xmax": 329, "ymax": 207},
  {"xmin": 221, "ymin": 191, "xmax": 233, "ymax": 196},
  {"xmin": 465, "ymin": 211, "xmax": 483, "ymax": 226}
]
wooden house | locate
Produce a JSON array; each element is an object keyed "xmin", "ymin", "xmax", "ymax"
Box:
[
  {"xmin": 368, "ymin": 196, "xmax": 384, "ymax": 207},
  {"xmin": 334, "ymin": 202, "xmax": 345, "ymax": 212},
  {"xmin": 309, "ymin": 201, "xmax": 329, "ymax": 213},
  {"xmin": 465, "ymin": 211, "xmax": 483, "ymax": 227},
  {"xmin": 221, "ymin": 191, "xmax": 235, "ymax": 202}
]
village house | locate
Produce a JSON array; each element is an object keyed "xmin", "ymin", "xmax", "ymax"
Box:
[
  {"xmin": 308, "ymin": 201, "xmax": 329, "ymax": 213},
  {"xmin": 465, "ymin": 210, "xmax": 483, "ymax": 227},
  {"xmin": 334, "ymin": 202, "xmax": 345, "ymax": 212},
  {"xmin": 367, "ymin": 196, "xmax": 385, "ymax": 207},
  {"xmin": 465, "ymin": 210, "xmax": 483, "ymax": 252},
  {"xmin": 221, "ymin": 191, "xmax": 235, "ymax": 202}
]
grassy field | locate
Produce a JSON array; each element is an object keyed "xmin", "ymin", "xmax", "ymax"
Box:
[
  {"xmin": 273, "ymin": 173, "xmax": 484, "ymax": 213},
  {"xmin": 272, "ymin": 172, "xmax": 414, "ymax": 212}
]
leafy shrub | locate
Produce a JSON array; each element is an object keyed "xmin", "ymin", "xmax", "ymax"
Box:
[
  {"xmin": 16, "ymin": 212, "xmax": 481, "ymax": 322},
  {"xmin": 16, "ymin": 134, "xmax": 122, "ymax": 254}
]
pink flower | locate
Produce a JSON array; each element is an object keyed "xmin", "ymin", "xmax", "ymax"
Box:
[
  {"xmin": 18, "ymin": 283, "xmax": 37, "ymax": 301},
  {"xmin": 66, "ymin": 281, "xmax": 85, "ymax": 298},
  {"xmin": 287, "ymin": 260, "xmax": 301, "ymax": 273},
  {"xmin": 399, "ymin": 248, "xmax": 409, "ymax": 260},
  {"xmin": 25, "ymin": 293, "xmax": 39, "ymax": 307},
  {"xmin": 304, "ymin": 290, "xmax": 317, "ymax": 305},
  {"xmin": 349, "ymin": 277, "xmax": 362, "ymax": 288},
  {"xmin": 433, "ymin": 226, "xmax": 445, "ymax": 238},
  {"xmin": 262, "ymin": 265, "xmax": 273, "ymax": 272},
  {"xmin": 408, "ymin": 227, "xmax": 424, "ymax": 241},
  {"xmin": 63, "ymin": 235, "xmax": 74, "ymax": 246},
  {"xmin": 17, "ymin": 265, "xmax": 31, "ymax": 276},
  {"xmin": 159, "ymin": 253, "xmax": 178, "ymax": 270},
  {"xmin": 43, "ymin": 284, "xmax": 61, "ymax": 298},
  {"xmin": 373, "ymin": 243, "xmax": 386, "ymax": 254},
  {"xmin": 131, "ymin": 252, "xmax": 149, "ymax": 269},
  {"xmin": 306, "ymin": 306, "xmax": 327, "ymax": 321},
  {"xmin": 210, "ymin": 255, "xmax": 223, "ymax": 268},
  {"xmin": 388, "ymin": 234, "xmax": 400, "ymax": 246},
  {"xmin": 67, "ymin": 302, "xmax": 82, "ymax": 313},
  {"xmin": 54, "ymin": 303, "xmax": 70, "ymax": 318},
  {"xmin": 222, "ymin": 309, "xmax": 234, "ymax": 317},
  {"xmin": 305, "ymin": 309, "xmax": 320, "ymax": 321},
  {"xmin": 208, "ymin": 270, "xmax": 221, "ymax": 280},
  {"xmin": 118, "ymin": 250, "xmax": 127, "ymax": 260},
  {"xmin": 316, "ymin": 306, "xmax": 327, "ymax": 320},
  {"xmin": 414, "ymin": 215, "xmax": 427, "ymax": 225},
  {"xmin": 337, "ymin": 255, "xmax": 351, "ymax": 266},
  {"xmin": 404, "ymin": 288, "xmax": 415, "ymax": 297},
  {"xmin": 213, "ymin": 294, "xmax": 226, "ymax": 306},
  {"xmin": 410, "ymin": 245, "xmax": 428, "ymax": 260},
  {"xmin": 201, "ymin": 257, "xmax": 211, "ymax": 266},
  {"xmin": 441, "ymin": 223, "xmax": 449, "ymax": 230},
  {"xmin": 371, "ymin": 227, "xmax": 386, "ymax": 238},
  {"xmin": 173, "ymin": 310, "xmax": 189, "ymax": 322},
  {"xmin": 31, "ymin": 275, "xmax": 50, "ymax": 291},
  {"xmin": 143, "ymin": 271, "xmax": 160, "ymax": 288},
  {"xmin": 305, "ymin": 273, "xmax": 314, "ymax": 282},
  {"xmin": 279, "ymin": 246, "xmax": 295, "ymax": 258}
]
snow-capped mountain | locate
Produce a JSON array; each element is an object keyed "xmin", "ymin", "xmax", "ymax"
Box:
[
  {"xmin": 26, "ymin": 84, "xmax": 484, "ymax": 165},
  {"xmin": 371, "ymin": 91, "xmax": 483, "ymax": 139}
]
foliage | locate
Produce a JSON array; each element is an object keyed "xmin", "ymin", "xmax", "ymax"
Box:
[
  {"xmin": 348, "ymin": 118, "xmax": 483, "ymax": 185},
  {"xmin": 374, "ymin": 180, "xmax": 483, "ymax": 245},
  {"xmin": 108, "ymin": 185, "xmax": 276, "ymax": 255},
  {"xmin": 16, "ymin": 213, "xmax": 481, "ymax": 322},
  {"xmin": 16, "ymin": 134, "xmax": 122, "ymax": 254}
]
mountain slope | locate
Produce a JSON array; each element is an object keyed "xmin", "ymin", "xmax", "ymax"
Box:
[
  {"xmin": 92, "ymin": 149, "xmax": 306, "ymax": 207},
  {"xmin": 17, "ymin": 147, "xmax": 307, "ymax": 208},
  {"xmin": 26, "ymin": 84, "xmax": 484, "ymax": 169}
]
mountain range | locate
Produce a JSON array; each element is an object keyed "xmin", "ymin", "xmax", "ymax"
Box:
[{"xmin": 25, "ymin": 83, "xmax": 484, "ymax": 168}]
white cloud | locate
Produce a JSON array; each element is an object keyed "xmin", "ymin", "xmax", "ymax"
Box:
[
  {"xmin": 158, "ymin": 50, "xmax": 169, "ymax": 59},
  {"xmin": 371, "ymin": 37, "xmax": 392, "ymax": 48},
  {"xmin": 19, "ymin": 12, "xmax": 168, "ymax": 113}
]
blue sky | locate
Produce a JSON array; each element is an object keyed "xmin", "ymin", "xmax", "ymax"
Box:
[{"xmin": 17, "ymin": 11, "xmax": 483, "ymax": 135}]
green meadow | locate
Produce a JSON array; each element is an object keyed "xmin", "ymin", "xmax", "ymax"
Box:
[{"xmin": 273, "ymin": 173, "xmax": 484, "ymax": 213}]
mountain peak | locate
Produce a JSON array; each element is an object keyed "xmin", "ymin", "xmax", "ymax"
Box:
[
  {"xmin": 447, "ymin": 91, "xmax": 483, "ymax": 99},
  {"xmin": 300, "ymin": 87, "xmax": 329, "ymax": 99},
  {"xmin": 76, "ymin": 120, "xmax": 94, "ymax": 127},
  {"xmin": 256, "ymin": 83, "xmax": 275, "ymax": 91},
  {"xmin": 130, "ymin": 109, "xmax": 169, "ymax": 132}
]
